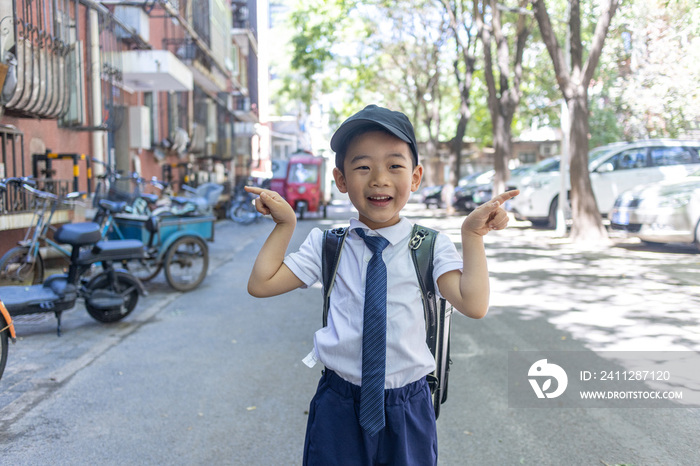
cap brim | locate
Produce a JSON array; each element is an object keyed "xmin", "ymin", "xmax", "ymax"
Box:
[{"xmin": 330, "ymin": 119, "xmax": 413, "ymax": 153}]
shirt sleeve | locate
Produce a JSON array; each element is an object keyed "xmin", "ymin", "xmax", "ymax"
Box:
[
  {"xmin": 283, "ymin": 228, "xmax": 323, "ymax": 287},
  {"xmin": 432, "ymin": 232, "xmax": 463, "ymax": 299}
]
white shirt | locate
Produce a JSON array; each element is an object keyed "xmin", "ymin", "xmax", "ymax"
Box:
[{"xmin": 284, "ymin": 217, "xmax": 463, "ymax": 389}]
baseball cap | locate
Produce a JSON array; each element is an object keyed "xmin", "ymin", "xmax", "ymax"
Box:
[{"xmin": 330, "ymin": 105, "xmax": 419, "ymax": 167}]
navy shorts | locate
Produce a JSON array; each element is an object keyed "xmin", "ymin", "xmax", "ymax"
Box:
[{"xmin": 303, "ymin": 370, "xmax": 438, "ymax": 466}]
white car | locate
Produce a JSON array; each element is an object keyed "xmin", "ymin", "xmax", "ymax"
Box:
[
  {"xmin": 509, "ymin": 140, "xmax": 700, "ymax": 228},
  {"xmin": 610, "ymin": 169, "xmax": 700, "ymax": 249}
]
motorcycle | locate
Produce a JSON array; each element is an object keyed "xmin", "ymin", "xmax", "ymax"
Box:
[{"xmin": 0, "ymin": 221, "xmax": 147, "ymax": 338}]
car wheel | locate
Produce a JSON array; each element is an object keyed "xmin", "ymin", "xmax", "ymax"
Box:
[{"xmin": 547, "ymin": 197, "xmax": 558, "ymax": 229}]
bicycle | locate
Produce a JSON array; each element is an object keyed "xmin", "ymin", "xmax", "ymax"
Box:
[
  {"xmin": 0, "ymin": 178, "xmax": 85, "ymax": 287},
  {"xmin": 227, "ymin": 182, "xmax": 263, "ymax": 225}
]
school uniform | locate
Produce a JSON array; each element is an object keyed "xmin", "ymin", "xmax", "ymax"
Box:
[{"xmin": 284, "ymin": 217, "xmax": 463, "ymax": 465}]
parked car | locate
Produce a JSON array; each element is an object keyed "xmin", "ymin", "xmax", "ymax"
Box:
[
  {"xmin": 452, "ymin": 170, "xmax": 495, "ymax": 212},
  {"xmin": 509, "ymin": 140, "xmax": 700, "ymax": 228},
  {"xmin": 422, "ymin": 185, "xmax": 444, "ymax": 208},
  {"xmin": 610, "ymin": 169, "xmax": 700, "ymax": 249},
  {"xmin": 464, "ymin": 165, "xmax": 536, "ymax": 210}
]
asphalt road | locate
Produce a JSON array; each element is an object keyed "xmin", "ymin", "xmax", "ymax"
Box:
[{"xmin": 1, "ymin": 201, "xmax": 699, "ymax": 465}]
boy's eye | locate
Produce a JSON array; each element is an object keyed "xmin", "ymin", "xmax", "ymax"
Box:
[
  {"xmin": 390, "ymin": 164, "xmax": 405, "ymax": 169},
  {"xmin": 354, "ymin": 165, "xmax": 370, "ymax": 171}
]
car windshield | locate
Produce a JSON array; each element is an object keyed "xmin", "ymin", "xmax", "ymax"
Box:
[
  {"xmin": 588, "ymin": 144, "xmax": 624, "ymax": 165},
  {"xmin": 287, "ymin": 163, "xmax": 318, "ymax": 183},
  {"xmin": 532, "ymin": 157, "xmax": 560, "ymax": 173},
  {"xmin": 458, "ymin": 170, "xmax": 492, "ymax": 186},
  {"xmin": 510, "ymin": 165, "xmax": 533, "ymax": 177}
]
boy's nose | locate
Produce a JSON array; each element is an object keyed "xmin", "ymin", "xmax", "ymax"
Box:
[{"xmin": 370, "ymin": 170, "xmax": 390, "ymax": 187}]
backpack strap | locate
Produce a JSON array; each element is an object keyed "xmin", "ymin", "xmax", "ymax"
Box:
[
  {"xmin": 322, "ymin": 227, "xmax": 348, "ymax": 327},
  {"xmin": 409, "ymin": 224, "xmax": 452, "ymax": 419},
  {"xmin": 409, "ymin": 225, "xmax": 438, "ymax": 351}
]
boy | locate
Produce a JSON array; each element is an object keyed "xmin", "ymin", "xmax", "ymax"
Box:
[{"xmin": 245, "ymin": 104, "xmax": 518, "ymax": 465}]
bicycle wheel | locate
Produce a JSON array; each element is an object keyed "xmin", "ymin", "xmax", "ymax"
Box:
[
  {"xmin": 163, "ymin": 236, "xmax": 208, "ymax": 292},
  {"xmin": 127, "ymin": 257, "xmax": 162, "ymax": 282},
  {"xmin": 0, "ymin": 247, "xmax": 44, "ymax": 287},
  {"xmin": 232, "ymin": 201, "xmax": 258, "ymax": 224},
  {"xmin": 84, "ymin": 271, "xmax": 140, "ymax": 323},
  {"xmin": 0, "ymin": 315, "xmax": 8, "ymax": 381}
]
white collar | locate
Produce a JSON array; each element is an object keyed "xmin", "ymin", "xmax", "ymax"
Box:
[{"xmin": 348, "ymin": 217, "xmax": 412, "ymax": 246}]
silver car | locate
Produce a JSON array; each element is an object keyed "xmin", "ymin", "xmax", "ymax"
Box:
[{"xmin": 610, "ymin": 169, "xmax": 700, "ymax": 249}]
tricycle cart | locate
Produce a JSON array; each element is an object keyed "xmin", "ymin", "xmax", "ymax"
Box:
[{"xmin": 112, "ymin": 213, "xmax": 215, "ymax": 292}]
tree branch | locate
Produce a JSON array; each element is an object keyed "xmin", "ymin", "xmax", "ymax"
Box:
[
  {"xmin": 582, "ymin": 0, "xmax": 620, "ymax": 85},
  {"xmin": 531, "ymin": 0, "xmax": 572, "ymax": 99}
]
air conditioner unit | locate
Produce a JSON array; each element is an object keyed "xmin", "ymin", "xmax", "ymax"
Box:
[{"xmin": 128, "ymin": 106, "xmax": 151, "ymax": 149}]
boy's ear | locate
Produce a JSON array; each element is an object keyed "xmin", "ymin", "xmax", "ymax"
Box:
[
  {"xmin": 333, "ymin": 167, "xmax": 348, "ymax": 193},
  {"xmin": 411, "ymin": 164, "xmax": 424, "ymax": 192}
]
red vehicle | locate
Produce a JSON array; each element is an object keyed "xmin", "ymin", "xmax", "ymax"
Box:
[
  {"xmin": 268, "ymin": 159, "xmax": 288, "ymax": 197},
  {"xmin": 284, "ymin": 151, "xmax": 330, "ymax": 219}
]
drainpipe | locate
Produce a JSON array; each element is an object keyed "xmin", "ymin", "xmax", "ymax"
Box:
[{"xmin": 89, "ymin": 8, "xmax": 105, "ymax": 173}]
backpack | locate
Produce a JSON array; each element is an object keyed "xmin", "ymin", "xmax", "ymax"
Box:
[{"xmin": 321, "ymin": 224, "xmax": 453, "ymax": 419}]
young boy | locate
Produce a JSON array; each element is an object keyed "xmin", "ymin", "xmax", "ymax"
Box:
[{"xmin": 245, "ymin": 104, "xmax": 518, "ymax": 465}]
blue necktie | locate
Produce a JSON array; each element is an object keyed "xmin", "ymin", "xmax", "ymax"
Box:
[{"xmin": 355, "ymin": 228, "xmax": 390, "ymax": 436}]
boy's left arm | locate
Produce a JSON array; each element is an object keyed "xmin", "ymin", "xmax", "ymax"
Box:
[{"xmin": 437, "ymin": 190, "xmax": 519, "ymax": 319}]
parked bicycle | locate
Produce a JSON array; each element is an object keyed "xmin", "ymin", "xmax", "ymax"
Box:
[
  {"xmin": 227, "ymin": 181, "xmax": 263, "ymax": 225},
  {"xmin": 0, "ymin": 178, "xmax": 85, "ymax": 287}
]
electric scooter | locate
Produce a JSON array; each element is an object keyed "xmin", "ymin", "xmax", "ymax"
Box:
[{"xmin": 0, "ymin": 221, "xmax": 147, "ymax": 336}]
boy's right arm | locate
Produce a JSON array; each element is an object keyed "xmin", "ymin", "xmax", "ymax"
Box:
[{"xmin": 244, "ymin": 187, "xmax": 305, "ymax": 297}]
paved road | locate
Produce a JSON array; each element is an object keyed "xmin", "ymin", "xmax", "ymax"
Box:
[{"xmin": 1, "ymin": 202, "xmax": 699, "ymax": 465}]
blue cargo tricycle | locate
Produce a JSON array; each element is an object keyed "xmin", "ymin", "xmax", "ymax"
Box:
[{"xmin": 112, "ymin": 213, "xmax": 214, "ymax": 292}]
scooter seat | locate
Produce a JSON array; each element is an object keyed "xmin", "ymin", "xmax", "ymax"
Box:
[
  {"xmin": 98, "ymin": 199, "xmax": 128, "ymax": 214},
  {"xmin": 170, "ymin": 196, "xmax": 191, "ymax": 206},
  {"xmin": 54, "ymin": 222, "xmax": 103, "ymax": 246},
  {"xmin": 78, "ymin": 240, "xmax": 145, "ymax": 264},
  {"xmin": 140, "ymin": 193, "xmax": 159, "ymax": 204},
  {"xmin": 0, "ymin": 285, "xmax": 61, "ymax": 314}
]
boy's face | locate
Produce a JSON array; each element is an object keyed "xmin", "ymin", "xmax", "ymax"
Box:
[{"xmin": 333, "ymin": 130, "xmax": 423, "ymax": 230}]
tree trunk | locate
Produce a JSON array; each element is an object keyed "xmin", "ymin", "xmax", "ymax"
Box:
[
  {"xmin": 532, "ymin": 0, "xmax": 619, "ymax": 243},
  {"xmin": 443, "ymin": 0, "xmax": 476, "ymax": 183},
  {"xmin": 568, "ymin": 93, "xmax": 609, "ymax": 243},
  {"xmin": 451, "ymin": 113, "xmax": 469, "ymax": 181},
  {"xmin": 492, "ymin": 111, "xmax": 511, "ymax": 195},
  {"xmin": 474, "ymin": 0, "xmax": 529, "ymax": 198}
]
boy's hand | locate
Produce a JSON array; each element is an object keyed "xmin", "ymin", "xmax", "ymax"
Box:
[
  {"xmin": 462, "ymin": 190, "xmax": 519, "ymax": 237},
  {"xmin": 244, "ymin": 186, "xmax": 297, "ymax": 225}
]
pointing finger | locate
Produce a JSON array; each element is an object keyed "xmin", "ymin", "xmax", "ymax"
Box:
[
  {"xmin": 244, "ymin": 186, "xmax": 264, "ymax": 195},
  {"xmin": 491, "ymin": 189, "xmax": 519, "ymax": 205}
]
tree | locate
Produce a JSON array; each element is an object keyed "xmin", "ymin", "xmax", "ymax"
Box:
[
  {"xmin": 613, "ymin": 0, "xmax": 700, "ymax": 138},
  {"xmin": 283, "ymin": 0, "xmax": 360, "ymax": 110},
  {"xmin": 474, "ymin": 0, "xmax": 531, "ymax": 195},
  {"xmin": 440, "ymin": 0, "xmax": 478, "ymax": 182},
  {"xmin": 532, "ymin": 0, "xmax": 620, "ymax": 243}
]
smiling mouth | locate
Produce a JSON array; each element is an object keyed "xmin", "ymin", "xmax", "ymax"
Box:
[{"xmin": 367, "ymin": 195, "xmax": 393, "ymax": 207}]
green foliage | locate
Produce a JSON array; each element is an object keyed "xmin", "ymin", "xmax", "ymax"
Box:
[
  {"xmin": 283, "ymin": 0, "xmax": 359, "ymax": 108},
  {"xmin": 274, "ymin": 0, "xmax": 698, "ymax": 153}
]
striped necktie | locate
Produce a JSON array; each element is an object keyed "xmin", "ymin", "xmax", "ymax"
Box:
[{"xmin": 355, "ymin": 228, "xmax": 390, "ymax": 436}]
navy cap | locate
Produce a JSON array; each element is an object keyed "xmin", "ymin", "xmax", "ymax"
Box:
[{"xmin": 330, "ymin": 105, "xmax": 419, "ymax": 167}]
